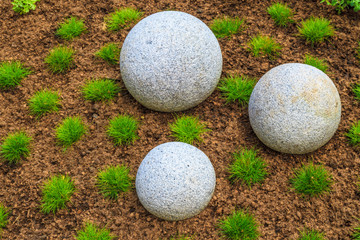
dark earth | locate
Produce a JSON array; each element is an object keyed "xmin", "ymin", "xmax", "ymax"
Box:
[{"xmin": 1, "ymin": 0, "xmax": 360, "ymax": 239}]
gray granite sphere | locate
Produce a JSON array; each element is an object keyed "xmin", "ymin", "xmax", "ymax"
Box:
[
  {"xmin": 120, "ymin": 11, "xmax": 222, "ymax": 112},
  {"xmin": 135, "ymin": 142, "xmax": 216, "ymax": 221},
  {"xmin": 248, "ymin": 63, "xmax": 341, "ymax": 154}
]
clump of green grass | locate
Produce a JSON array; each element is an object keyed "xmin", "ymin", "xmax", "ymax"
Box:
[
  {"xmin": 210, "ymin": 16, "xmax": 245, "ymax": 38},
  {"xmin": 0, "ymin": 131, "xmax": 31, "ymax": 165},
  {"xmin": 346, "ymin": 120, "xmax": 360, "ymax": 147},
  {"xmin": 321, "ymin": 0, "xmax": 360, "ymax": 13},
  {"xmin": 353, "ymin": 83, "xmax": 360, "ymax": 101},
  {"xmin": 248, "ymin": 34, "xmax": 282, "ymax": 58},
  {"xmin": 228, "ymin": 148, "xmax": 268, "ymax": 187},
  {"xmin": 12, "ymin": 0, "xmax": 39, "ymax": 14},
  {"xmin": 45, "ymin": 46, "xmax": 75, "ymax": 73},
  {"xmin": 218, "ymin": 209, "xmax": 260, "ymax": 240},
  {"xmin": 97, "ymin": 165, "xmax": 132, "ymax": 200},
  {"xmin": 298, "ymin": 17, "xmax": 335, "ymax": 44},
  {"xmin": 169, "ymin": 115, "xmax": 210, "ymax": 145},
  {"xmin": 303, "ymin": 54, "xmax": 329, "ymax": 73},
  {"xmin": 0, "ymin": 61, "xmax": 31, "ymax": 90},
  {"xmin": 55, "ymin": 116, "xmax": 86, "ymax": 149},
  {"xmin": 95, "ymin": 43, "xmax": 121, "ymax": 65},
  {"xmin": 41, "ymin": 175, "xmax": 75, "ymax": 214},
  {"xmin": 82, "ymin": 79, "xmax": 120, "ymax": 102},
  {"xmin": 28, "ymin": 89, "xmax": 60, "ymax": 117},
  {"xmin": 218, "ymin": 75, "xmax": 256, "ymax": 106},
  {"xmin": 56, "ymin": 17, "xmax": 86, "ymax": 40},
  {"xmin": 0, "ymin": 204, "xmax": 9, "ymax": 229},
  {"xmin": 290, "ymin": 162, "xmax": 332, "ymax": 197},
  {"xmin": 353, "ymin": 225, "xmax": 360, "ymax": 240},
  {"xmin": 267, "ymin": 2, "xmax": 294, "ymax": 27},
  {"xmin": 105, "ymin": 8, "xmax": 143, "ymax": 31},
  {"xmin": 75, "ymin": 222, "xmax": 115, "ymax": 240},
  {"xmin": 107, "ymin": 114, "xmax": 139, "ymax": 146},
  {"xmin": 298, "ymin": 229, "xmax": 325, "ymax": 240}
]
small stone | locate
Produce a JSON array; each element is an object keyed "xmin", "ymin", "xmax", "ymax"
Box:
[
  {"xmin": 120, "ymin": 11, "xmax": 222, "ymax": 112},
  {"xmin": 92, "ymin": 103, "xmax": 100, "ymax": 111},
  {"xmin": 135, "ymin": 142, "xmax": 216, "ymax": 221},
  {"xmin": 248, "ymin": 63, "xmax": 341, "ymax": 154}
]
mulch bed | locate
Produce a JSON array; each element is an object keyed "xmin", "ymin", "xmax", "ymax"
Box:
[{"xmin": 0, "ymin": 0, "xmax": 360, "ymax": 239}]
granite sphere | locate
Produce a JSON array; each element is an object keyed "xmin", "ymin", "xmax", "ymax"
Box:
[
  {"xmin": 248, "ymin": 63, "xmax": 341, "ymax": 154},
  {"xmin": 135, "ymin": 142, "xmax": 216, "ymax": 221},
  {"xmin": 120, "ymin": 11, "xmax": 222, "ymax": 112}
]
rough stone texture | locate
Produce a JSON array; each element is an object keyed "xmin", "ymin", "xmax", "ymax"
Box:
[
  {"xmin": 248, "ymin": 63, "xmax": 341, "ymax": 154},
  {"xmin": 120, "ymin": 11, "xmax": 222, "ymax": 112},
  {"xmin": 135, "ymin": 142, "xmax": 216, "ymax": 221}
]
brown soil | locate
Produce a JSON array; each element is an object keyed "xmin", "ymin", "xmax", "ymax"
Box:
[{"xmin": 0, "ymin": 0, "xmax": 360, "ymax": 239}]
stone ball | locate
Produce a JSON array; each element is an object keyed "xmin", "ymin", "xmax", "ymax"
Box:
[
  {"xmin": 135, "ymin": 142, "xmax": 216, "ymax": 221},
  {"xmin": 120, "ymin": 11, "xmax": 222, "ymax": 112},
  {"xmin": 248, "ymin": 63, "xmax": 341, "ymax": 154}
]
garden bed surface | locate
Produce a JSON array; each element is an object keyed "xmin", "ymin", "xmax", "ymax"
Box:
[{"xmin": 0, "ymin": 0, "xmax": 360, "ymax": 239}]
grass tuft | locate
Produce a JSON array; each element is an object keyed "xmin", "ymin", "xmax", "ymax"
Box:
[
  {"xmin": 218, "ymin": 209, "xmax": 259, "ymax": 240},
  {"xmin": 56, "ymin": 17, "xmax": 86, "ymax": 41},
  {"xmin": 75, "ymin": 222, "xmax": 115, "ymax": 240},
  {"xmin": 169, "ymin": 115, "xmax": 210, "ymax": 145},
  {"xmin": 12, "ymin": 0, "xmax": 39, "ymax": 14},
  {"xmin": 82, "ymin": 79, "xmax": 120, "ymax": 102},
  {"xmin": 0, "ymin": 203, "xmax": 9, "ymax": 229},
  {"xmin": 96, "ymin": 165, "xmax": 132, "ymax": 200},
  {"xmin": 248, "ymin": 34, "xmax": 282, "ymax": 58},
  {"xmin": 55, "ymin": 116, "xmax": 86, "ymax": 149},
  {"xmin": 0, "ymin": 131, "xmax": 31, "ymax": 165},
  {"xmin": 45, "ymin": 46, "xmax": 75, "ymax": 73},
  {"xmin": 291, "ymin": 162, "xmax": 332, "ymax": 197},
  {"xmin": 95, "ymin": 43, "xmax": 121, "ymax": 65},
  {"xmin": 218, "ymin": 75, "xmax": 256, "ymax": 106},
  {"xmin": 267, "ymin": 2, "xmax": 294, "ymax": 27},
  {"xmin": 41, "ymin": 175, "xmax": 75, "ymax": 214},
  {"xmin": 298, "ymin": 17, "xmax": 335, "ymax": 44},
  {"xmin": 105, "ymin": 8, "xmax": 143, "ymax": 31},
  {"xmin": 0, "ymin": 61, "xmax": 31, "ymax": 90},
  {"xmin": 107, "ymin": 114, "xmax": 139, "ymax": 146},
  {"xmin": 321, "ymin": 0, "xmax": 360, "ymax": 13},
  {"xmin": 353, "ymin": 225, "xmax": 360, "ymax": 240},
  {"xmin": 228, "ymin": 148, "xmax": 268, "ymax": 187},
  {"xmin": 346, "ymin": 120, "xmax": 360, "ymax": 147},
  {"xmin": 354, "ymin": 83, "xmax": 360, "ymax": 102},
  {"xmin": 28, "ymin": 89, "xmax": 60, "ymax": 117},
  {"xmin": 210, "ymin": 16, "xmax": 245, "ymax": 38},
  {"xmin": 303, "ymin": 54, "xmax": 329, "ymax": 73},
  {"xmin": 298, "ymin": 229, "xmax": 325, "ymax": 240}
]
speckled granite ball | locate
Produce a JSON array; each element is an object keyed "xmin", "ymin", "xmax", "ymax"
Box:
[
  {"xmin": 248, "ymin": 63, "xmax": 341, "ymax": 154},
  {"xmin": 135, "ymin": 142, "xmax": 216, "ymax": 221},
  {"xmin": 120, "ymin": 11, "xmax": 222, "ymax": 112}
]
